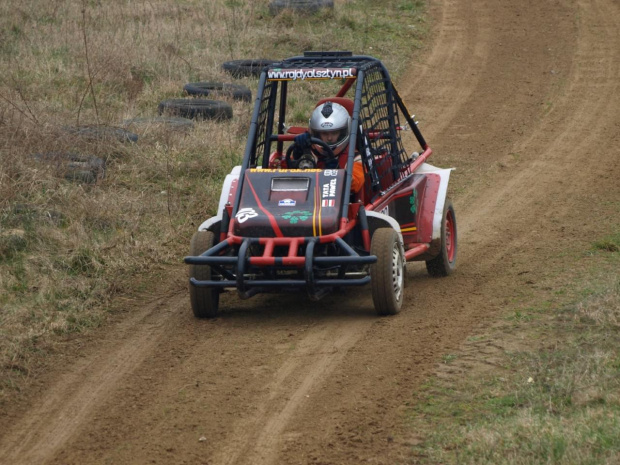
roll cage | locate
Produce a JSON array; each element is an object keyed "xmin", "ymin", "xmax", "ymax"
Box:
[{"xmin": 240, "ymin": 51, "xmax": 430, "ymax": 212}]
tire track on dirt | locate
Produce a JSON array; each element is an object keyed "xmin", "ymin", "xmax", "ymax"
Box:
[
  {"xmin": 209, "ymin": 317, "xmax": 370, "ymax": 465},
  {"xmin": 459, "ymin": 0, "xmax": 619, "ymax": 245},
  {"xmin": 0, "ymin": 0, "xmax": 525, "ymax": 463},
  {"xmin": 401, "ymin": 0, "xmax": 492, "ymax": 137},
  {"xmin": 0, "ymin": 294, "xmax": 185, "ymax": 465},
  {"xmin": 204, "ymin": 1, "xmax": 497, "ymax": 462},
  {"xmin": 274, "ymin": 0, "xmax": 619, "ymax": 463}
]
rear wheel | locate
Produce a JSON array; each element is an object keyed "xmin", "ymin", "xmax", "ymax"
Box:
[
  {"xmin": 189, "ymin": 230, "xmax": 220, "ymax": 318},
  {"xmin": 370, "ymin": 228, "xmax": 405, "ymax": 316},
  {"xmin": 426, "ymin": 199, "xmax": 457, "ymax": 277}
]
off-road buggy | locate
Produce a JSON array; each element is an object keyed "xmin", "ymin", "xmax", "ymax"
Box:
[{"xmin": 185, "ymin": 51, "xmax": 457, "ymax": 317}]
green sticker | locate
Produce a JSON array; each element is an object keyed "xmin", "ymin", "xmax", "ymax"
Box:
[
  {"xmin": 410, "ymin": 190, "xmax": 418, "ymax": 215},
  {"xmin": 282, "ymin": 210, "xmax": 313, "ymax": 224}
]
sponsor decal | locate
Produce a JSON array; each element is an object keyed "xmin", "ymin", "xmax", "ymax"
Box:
[
  {"xmin": 323, "ymin": 169, "xmax": 338, "ymax": 176},
  {"xmin": 267, "ymin": 67, "xmax": 357, "ymax": 81},
  {"xmin": 282, "ymin": 210, "xmax": 312, "ymax": 224},
  {"xmin": 322, "ymin": 178, "xmax": 338, "ymax": 198},
  {"xmin": 410, "ymin": 190, "xmax": 418, "ymax": 214},
  {"xmin": 321, "ymin": 199, "xmax": 335, "ymax": 208},
  {"xmin": 320, "ymin": 122, "xmax": 334, "ymax": 128},
  {"xmin": 235, "ymin": 207, "xmax": 258, "ymax": 223},
  {"xmin": 278, "ymin": 198, "xmax": 296, "ymax": 207}
]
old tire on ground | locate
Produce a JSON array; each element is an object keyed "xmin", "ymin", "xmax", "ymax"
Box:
[
  {"xmin": 158, "ymin": 99, "xmax": 233, "ymax": 120},
  {"xmin": 269, "ymin": 0, "xmax": 334, "ymax": 15},
  {"xmin": 122, "ymin": 117, "xmax": 195, "ymax": 132},
  {"xmin": 32, "ymin": 152, "xmax": 106, "ymax": 184},
  {"xmin": 66, "ymin": 153, "xmax": 105, "ymax": 184},
  {"xmin": 370, "ymin": 228, "xmax": 405, "ymax": 316},
  {"xmin": 221, "ymin": 59, "xmax": 278, "ymax": 78},
  {"xmin": 64, "ymin": 126, "xmax": 138, "ymax": 143},
  {"xmin": 189, "ymin": 230, "xmax": 220, "ymax": 318},
  {"xmin": 426, "ymin": 199, "xmax": 457, "ymax": 277},
  {"xmin": 183, "ymin": 82, "xmax": 252, "ymax": 102}
]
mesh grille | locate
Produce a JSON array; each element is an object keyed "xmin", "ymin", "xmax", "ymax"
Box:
[
  {"xmin": 250, "ymin": 55, "xmax": 417, "ymax": 195},
  {"xmin": 358, "ymin": 64, "xmax": 412, "ymax": 199},
  {"xmin": 253, "ymin": 81, "xmax": 276, "ymax": 167}
]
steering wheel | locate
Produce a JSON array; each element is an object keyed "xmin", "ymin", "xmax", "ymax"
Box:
[{"xmin": 285, "ymin": 137, "xmax": 337, "ymax": 169}]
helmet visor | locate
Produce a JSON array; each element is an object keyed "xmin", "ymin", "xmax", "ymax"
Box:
[{"xmin": 310, "ymin": 127, "xmax": 349, "ymax": 151}]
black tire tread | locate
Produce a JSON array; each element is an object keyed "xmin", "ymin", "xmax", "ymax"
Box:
[
  {"xmin": 370, "ymin": 228, "xmax": 404, "ymax": 316},
  {"xmin": 189, "ymin": 230, "xmax": 220, "ymax": 318},
  {"xmin": 426, "ymin": 199, "xmax": 457, "ymax": 277}
]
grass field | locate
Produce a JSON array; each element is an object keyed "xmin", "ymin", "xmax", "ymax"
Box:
[{"xmin": 407, "ymin": 234, "xmax": 620, "ymax": 464}]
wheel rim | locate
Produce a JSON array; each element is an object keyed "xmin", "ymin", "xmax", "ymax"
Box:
[
  {"xmin": 446, "ymin": 209, "xmax": 456, "ymax": 263},
  {"xmin": 391, "ymin": 243, "xmax": 404, "ymax": 301}
]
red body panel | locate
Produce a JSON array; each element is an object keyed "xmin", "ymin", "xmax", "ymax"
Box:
[{"xmin": 370, "ymin": 172, "xmax": 440, "ymax": 248}]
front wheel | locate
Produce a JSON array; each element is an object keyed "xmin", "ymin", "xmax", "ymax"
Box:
[
  {"xmin": 370, "ymin": 228, "xmax": 405, "ymax": 316},
  {"xmin": 426, "ymin": 199, "xmax": 457, "ymax": 277},
  {"xmin": 189, "ymin": 230, "xmax": 220, "ymax": 318}
]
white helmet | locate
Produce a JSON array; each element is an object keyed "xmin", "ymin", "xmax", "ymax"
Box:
[{"xmin": 309, "ymin": 101, "xmax": 351, "ymax": 156}]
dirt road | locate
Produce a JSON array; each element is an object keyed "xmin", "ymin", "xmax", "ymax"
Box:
[{"xmin": 1, "ymin": 0, "xmax": 618, "ymax": 463}]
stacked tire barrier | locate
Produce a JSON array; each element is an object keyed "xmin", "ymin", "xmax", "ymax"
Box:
[{"xmin": 268, "ymin": 0, "xmax": 334, "ymax": 15}]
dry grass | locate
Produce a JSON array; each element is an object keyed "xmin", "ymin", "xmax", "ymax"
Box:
[
  {"xmin": 0, "ymin": 0, "xmax": 427, "ymax": 399},
  {"xmin": 406, "ymin": 241, "xmax": 620, "ymax": 464}
]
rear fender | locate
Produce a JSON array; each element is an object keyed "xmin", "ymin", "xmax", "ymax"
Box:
[
  {"xmin": 414, "ymin": 163, "xmax": 453, "ymax": 258},
  {"xmin": 415, "ymin": 163, "xmax": 453, "ymax": 241}
]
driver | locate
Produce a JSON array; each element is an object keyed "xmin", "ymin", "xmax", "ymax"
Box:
[{"xmin": 292, "ymin": 101, "xmax": 365, "ymax": 193}]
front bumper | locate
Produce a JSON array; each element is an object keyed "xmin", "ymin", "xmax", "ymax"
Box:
[{"xmin": 184, "ymin": 235, "xmax": 376, "ymax": 299}]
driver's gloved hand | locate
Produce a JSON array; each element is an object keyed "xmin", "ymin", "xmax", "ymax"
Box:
[
  {"xmin": 294, "ymin": 132, "xmax": 312, "ymax": 148},
  {"xmin": 293, "ymin": 132, "xmax": 312, "ymax": 159}
]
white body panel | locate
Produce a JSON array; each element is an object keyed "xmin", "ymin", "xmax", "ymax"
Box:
[{"xmin": 198, "ymin": 165, "xmax": 241, "ymax": 231}]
